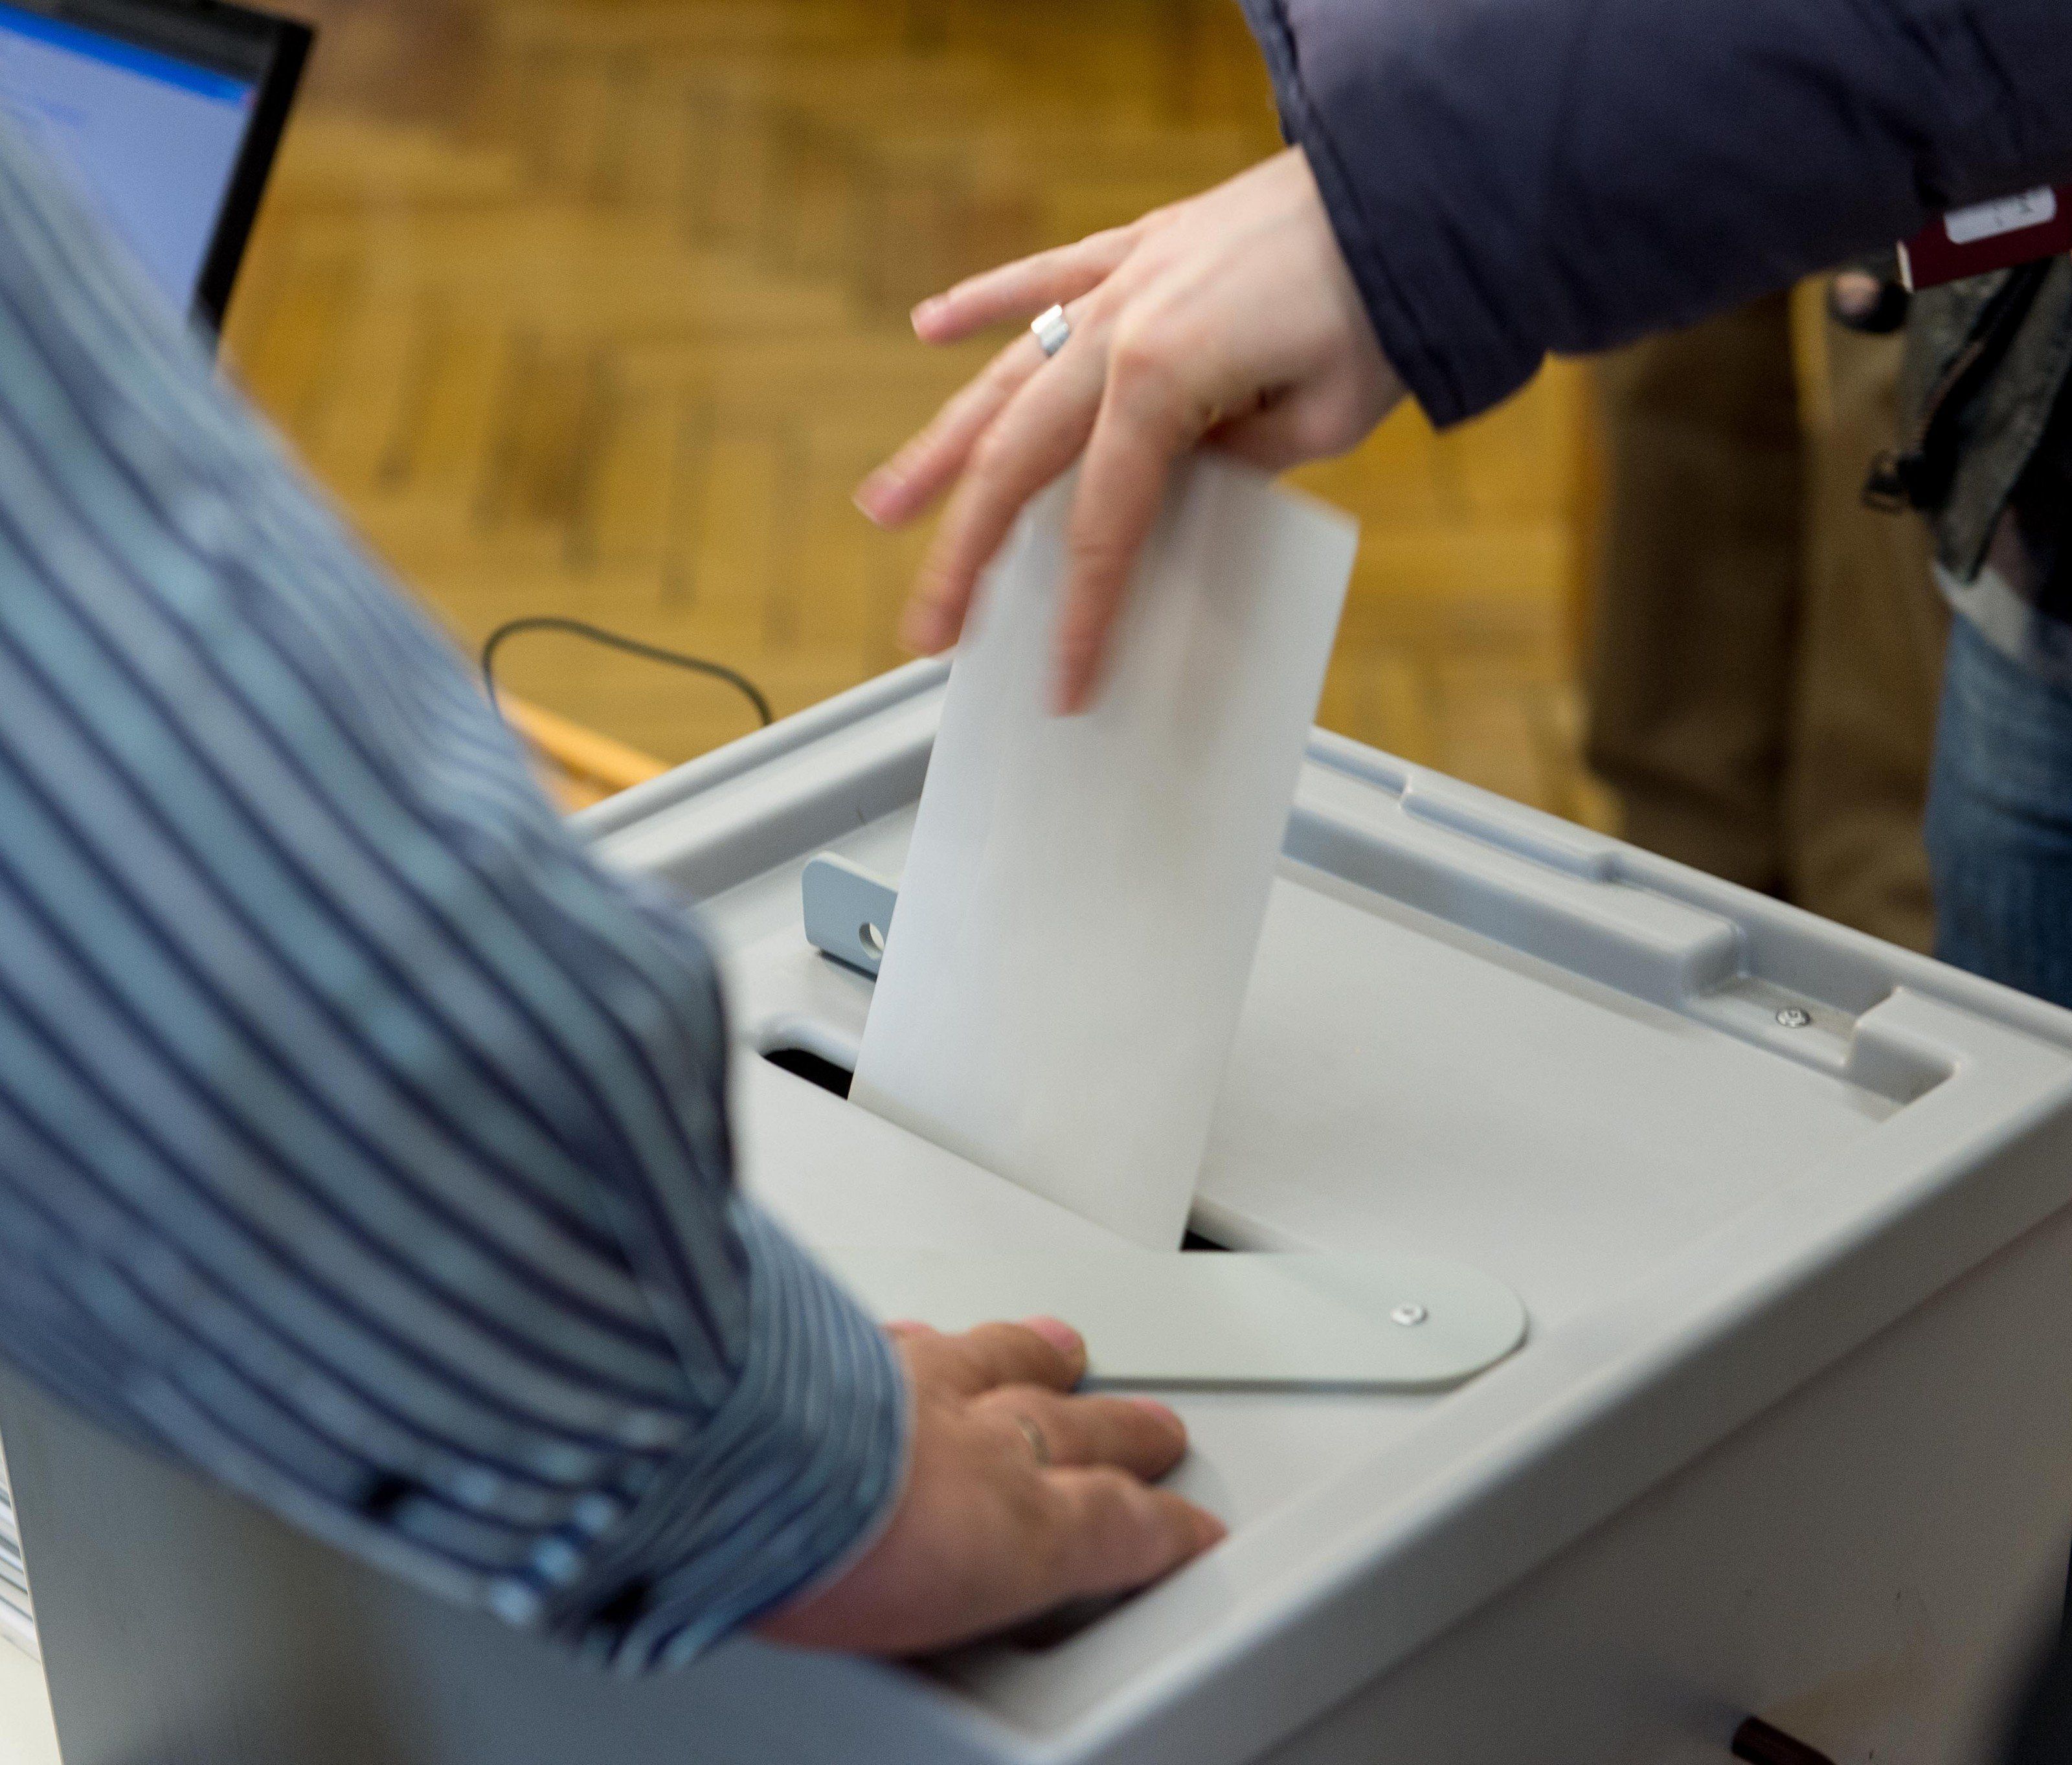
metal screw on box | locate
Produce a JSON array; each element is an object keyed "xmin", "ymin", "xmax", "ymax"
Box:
[
  {"xmin": 1775, "ymin": 1007, "xmax": 1812, "ymax": 1029},
  {"xmin": 1391, "ymin": 1304, "xmax": 1428, "ymax": 1329}
]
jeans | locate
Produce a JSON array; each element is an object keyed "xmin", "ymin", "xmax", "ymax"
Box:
[
  {"xmin": 1926, "ymin": 615, "xmax": 2072, "ymax": 1009},
  {"xmin": 1926, "ymin": 624, "xmax": 2072, "ymax": 1756}
]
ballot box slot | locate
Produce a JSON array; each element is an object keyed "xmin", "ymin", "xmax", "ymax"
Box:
[
  {"xmin": 760, "ymin": 1042, "xmax": 855, "ymax": 1099},
  {"xmin": 753, "ymin": 1026, "xmax": 1250, "ymax": 1251}
]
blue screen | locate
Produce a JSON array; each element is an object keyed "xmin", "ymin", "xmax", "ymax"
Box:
[{"xmin": 0, "ymin": 2, "xmax": 256, "ymax": 311}]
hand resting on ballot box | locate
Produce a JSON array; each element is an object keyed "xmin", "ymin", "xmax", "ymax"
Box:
[{"xmin": 760, "ymin": 1317, "xmax": 1223, "ymax": 1656}]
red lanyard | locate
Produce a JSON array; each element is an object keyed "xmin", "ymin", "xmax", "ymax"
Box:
[{"xmin": 1900, "ymin": 185, "xmax": 2072, "ymax": 291}]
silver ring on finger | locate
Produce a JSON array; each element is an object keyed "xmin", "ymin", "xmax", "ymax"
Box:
[
  {"xmin": 1010, "ymin": 1412, "xmax": 1052, "ymax": 1468},
  {"xmin": 1031, "ymin": 303, "xmax": 1073, "ymax": 359}
]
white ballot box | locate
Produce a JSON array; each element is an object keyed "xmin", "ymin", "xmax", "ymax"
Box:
[{"xmin": 7, "ymin": 660, "xmax": 2072, "ymax": 1765}]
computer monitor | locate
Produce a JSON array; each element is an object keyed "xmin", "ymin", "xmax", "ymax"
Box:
[{"xmin": 0, "ymin": 0, "xmax": 311, "ymax": 331}]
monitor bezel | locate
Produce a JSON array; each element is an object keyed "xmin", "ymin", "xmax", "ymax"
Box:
[{"xmin": 0, "ymin": 0, "xmax": 313, "ymax": 332}]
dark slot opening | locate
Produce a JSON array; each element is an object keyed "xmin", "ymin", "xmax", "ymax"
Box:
[
  {"xmin": 760, "ymin": 1046, "xmax": 1230, "ymax": 1253},
  {"xmin": 761, "ymin": 1044, "xmax": 855, "ymax": 1099}
]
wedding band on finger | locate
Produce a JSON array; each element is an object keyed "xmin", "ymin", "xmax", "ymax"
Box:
[
  {"xmin": 1031, "ymin": 303, "xmax": 1073, "ymax": 359},
  {"xmin": 1011, "ymin": 1413, "xmax": 1052, "ymax": 1468}
]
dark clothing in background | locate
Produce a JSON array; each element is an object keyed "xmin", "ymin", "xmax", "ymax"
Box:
[
  {"xmin": 1900, "ymin": 265, "xmax": 2072, "ymax": 685},
  {"xmin": 2003, "ymin": 1620, "xmax": 2072, "ymax": 1765},
  {"xmin": 2011, "ymin": 405, "xmax": 2072, "ymax": 612},
  {"xmin": 1980, "ymin": 379, "xmax": 2072, "ymax": 649},
  {"xmin": 1588, "ymin": 297, "xmax": 1946, "ymax": 950}
]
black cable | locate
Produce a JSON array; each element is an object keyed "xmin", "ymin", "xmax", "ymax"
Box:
[{"xmin": 479, "ymin": 616, "xmax": 774, "ymax": 729}]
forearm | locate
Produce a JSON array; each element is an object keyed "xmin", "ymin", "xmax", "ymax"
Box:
[
  {"xmin": 541, "ymin": 1208, "xmax": 906, "ymax": 1665},
  {"xmin": 1243, "ymin": 0, "xmax": 2072, "ymax": 423},
  {"xmin": 0, "ymin": 120, "xmax": 905, "ymax": 1669}
]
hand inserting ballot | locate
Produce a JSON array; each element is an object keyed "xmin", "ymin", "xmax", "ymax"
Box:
[
  {"xmin": 854, "ymin": 148, "xmax": 1402, "ymax": 714},
  {"xmin": 759, "ymin": 1317, "xmax": 1222, "ymax": 1656}
]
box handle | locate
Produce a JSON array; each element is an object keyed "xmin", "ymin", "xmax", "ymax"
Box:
[{"xmin": 1733, "ymin": 1716, "xmax": 1837, "ymax": 1765}]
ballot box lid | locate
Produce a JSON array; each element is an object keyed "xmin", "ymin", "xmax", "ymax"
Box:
[{"xmin": 577, "ymin": 661, "xmax": 2072, "ymax": 1759}]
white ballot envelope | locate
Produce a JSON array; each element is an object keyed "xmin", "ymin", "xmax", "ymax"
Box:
[{"xmin": 850, "ymin": 455, "xmax": 1357, "ymax": 1248}]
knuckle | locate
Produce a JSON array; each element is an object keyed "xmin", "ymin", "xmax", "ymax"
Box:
[
  {"xmin": 1026, "ymin": 1510, "xmax": 1079, "ymax": 1586},
  {"xmin": 1076, "ymin": 1466, "xmax": 1142, "ymax": 1520},
  {"xmin": 1086, "ymin": 1478, "xmax": 1167, "ymax": 1565},
  {"xmin": 979, "ymin": 1382, "xmax": 1053, "ymax": 1419},
  {"xmin": 966, "ymin": 424, "xmax": 1022, "ymax": 487},
  {"xmin": 1109, "ymin": 313, "xmax": 1225, "ymax": 434},
  {"xmin": 975, "ymin": 1408, "xmax": 1041, "ymax": 1466},
  {"xmin": 957, "ymin": 1325, "xmax": 1012, "ymax": 1373},
  {"xmin": 949, "ymin": 1331, "xmax": 1004, "ymax": 1375},
  {"xmin": 1046, "ymin": 1470, "xmax": 1169, "ymax": 1586},
  {"xmin": 983, "ymin": 342, "xmax": 1034, "ymax": 392},
  {"xmin": 1107, "ymin": 322, "xmax": 1180, "ymax": 406},
  {"xmin": 895, "ymin": 1330, "xmax": 947, "ymax": 1377},
  {"xmin": 971, "ymin": 1324, "xmax": 1057, "ymax": 1384},
  {"xmin": 1114, "ymin": 1397, "xmax": 1182, "ymax": 1453}
]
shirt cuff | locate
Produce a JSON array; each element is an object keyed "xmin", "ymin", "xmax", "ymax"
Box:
[{"xmin": 543, "ymin": 1203, "xmax": 909, "ymax": 1672}]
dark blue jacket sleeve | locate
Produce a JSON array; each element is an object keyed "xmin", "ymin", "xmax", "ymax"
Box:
[{"xmin": 1240, "ymin": 0, "xmax": 2072, "ymax": 425}]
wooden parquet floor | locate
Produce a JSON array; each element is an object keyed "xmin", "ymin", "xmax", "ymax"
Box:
[{"xmin": 223, "ymin": 0, "xmax": 1610, "ymax": 824}]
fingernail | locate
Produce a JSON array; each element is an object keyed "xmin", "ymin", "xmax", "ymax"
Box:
[
  {"xmin": 1020, "ymin": 1316, "xmax": 1083, "ymax": 1358},
  {"xmin": 1191, "ymin": 1508, "xmax": 1228, "ymax": 1550},
  {"xmin": 910, "ymin": 297, "xmax": 944, "ymax": 334},
  {"xmin": 853, "ymin": 471, "xmax": 900, "ymax": 526},
  {"xmin": 1127, "ymin": 1396, "xmax": 1184, "ymax": 1433}
]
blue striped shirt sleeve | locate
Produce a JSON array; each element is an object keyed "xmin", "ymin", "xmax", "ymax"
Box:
[{"xmin": 0, "ymin": 124, "xmax": 906, "ymax": 1671}]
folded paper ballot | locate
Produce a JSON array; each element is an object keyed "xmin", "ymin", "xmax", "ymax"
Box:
[{"xmin": 850, "ymin": 456, "xmax": 1357, "ymax": 1248}]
